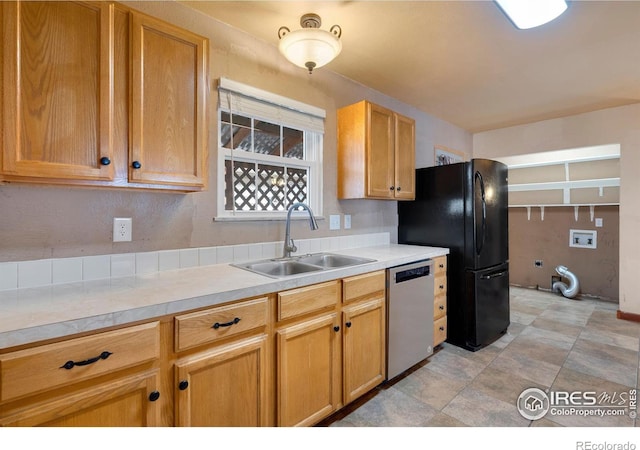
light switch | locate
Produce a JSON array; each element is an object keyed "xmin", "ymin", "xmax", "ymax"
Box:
[{"xmin": 344, "ymin": 215, "xmax": 351, "ymax": 229}]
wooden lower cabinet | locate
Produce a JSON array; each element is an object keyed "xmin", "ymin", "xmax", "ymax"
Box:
[
  {"xmin": 342, "ymin": 296, "xmax": 386, "ymax": 405},
  {"xmin": 275, "ymin": 271, "xmax": 386, "ymax": 427},
  {"xmin": 0, "ymin": 269, "xmax": 392, "ymax": 427},
  {"xmin": 174, "ymin": 334, "xmax": 268, "ymax": 427},
  {"xmin": 276, "ymin": 313, "xmax": 341, "ymax": 427},
  {"xmin": 0, "ymin": 321, "xmax": 162, "ymax": 427},
  {"xmin": 433, "ymin": 256, "xmax": 448, "ymax": 346},
  {"xmin": 0, "ymin": 370, "xmax": 161, "ymax": 427}
]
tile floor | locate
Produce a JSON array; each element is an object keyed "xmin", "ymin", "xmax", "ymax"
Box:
[{"xmin": 325, "ymin": 287, "xmax": 640, "ymax": 427}]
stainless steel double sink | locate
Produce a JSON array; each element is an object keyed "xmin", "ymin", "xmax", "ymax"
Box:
[{"xmin": 232, "ymin": 253, "xmax": 376, "ymax": 278}]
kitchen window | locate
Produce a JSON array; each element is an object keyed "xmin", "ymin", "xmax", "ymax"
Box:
[{"xmin": 216, "ymin": 78, "xmax": 325, "ymax": 220}]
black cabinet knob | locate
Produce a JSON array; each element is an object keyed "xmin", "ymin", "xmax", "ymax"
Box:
[
  {"xmin": 439, "ymin": 326, "xmax": 445, "ymax": 331},
  {"xmin": 333, "ymin": 326, "xmax": 340, "ymax": 332},
  {"xmin": 132, "ymin": 161, "xmax": 142, "ymax": 169},
  {"xmin": 389, "ymin": 186, "xmax": 395, "ymax": 191},
  {"xmin": 346, "ymin": 321, "xmax": 352, "ymax": 328},
  {"xmin": 99, "ymin": 157, "xmax": 111, "ymax": 166},
  {"xmin": 148, "ymin": 391, "xmax": 160, "ymax": 402},
  {"xmin": 396, "ymin": 186, "xmax": 401, "ymax": 192},
  {"xmin": 178, "ymin": 380, "xmax": 189, "ymax": 391},
  {"xmin": 439, "ymin": 305, "xmax": 445, "ymax": 310}
]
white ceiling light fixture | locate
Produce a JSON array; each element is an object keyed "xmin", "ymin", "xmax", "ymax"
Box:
[
  {"xmin": 278, "ymin": 13, "xmax": 342, "ymax": 74},
  {"xmin": 495, "ymin": 0, "xmax": 568, "ymax": 30}
]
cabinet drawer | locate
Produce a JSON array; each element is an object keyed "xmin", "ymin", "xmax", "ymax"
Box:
[
  {"xmin": 278, "ymin": 281, "xmax": 340, "ymax": 321},
  {"xmin": 434, "ymin": 274, "xmax": 447, "ymax": 297},
  {"xmin": 434, "ymin": 296, "xmax": 447, "ymax": 320},
  {"xmin": 434, "ymin": 316, "xmax": 447, "ymax": 346},
  {"xmin": 175, "ymin": 297, "xmax": 268, "ymax": 352},
  {"xmin": 434, "ymin": 256, "xmax": 447, "ymax": 275},
  {"xmin": 342, "ymin": 270, "xmax": 385, "ymax": 304},
  {"xmin": 0, "ymin": 322, "xmax": 160, "ymax": 403}
]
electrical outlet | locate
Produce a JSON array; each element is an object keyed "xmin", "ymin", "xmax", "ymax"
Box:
[
  {"xmin": 113, "ymin": 218, "xmax": 132, "ymax": 242},
  {"xmin": 329, "ymin": 215, "xmax": 341, "ymax": 230},
  {"xmin": 344, "ymin": 214, "xmax": 351, "ymax": 229}
]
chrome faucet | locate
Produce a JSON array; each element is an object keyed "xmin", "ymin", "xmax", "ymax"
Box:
[{"xmin": 283, "ymin": 202, "xmax": 318, "ymax": 258}]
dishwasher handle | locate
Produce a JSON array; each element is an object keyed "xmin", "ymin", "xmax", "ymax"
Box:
[{"xmin": 394, "ymin": 264, "xmax": 432, "ymax": 283}]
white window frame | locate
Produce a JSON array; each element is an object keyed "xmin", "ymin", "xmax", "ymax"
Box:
[{"xmin": 215, "ymin": 78, "xmax": 324, "ymax": 221}]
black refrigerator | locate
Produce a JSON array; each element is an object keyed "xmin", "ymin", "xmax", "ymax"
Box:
[{"xmin": 398, "ymin": 158, "xmax": 510, "ymax": 352}]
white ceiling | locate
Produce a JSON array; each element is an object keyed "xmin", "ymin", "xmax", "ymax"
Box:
[{"xmin": 181, "ymin": 0, "xmax": 640, "ymax": 133}]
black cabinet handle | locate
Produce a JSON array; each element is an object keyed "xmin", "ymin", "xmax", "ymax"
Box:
[
  {"xmin": 439, "ymin": 326, "xmax": 445, "ymax": 331},
  {"xmin": 439, "ymin": 264, "xmax": 444, "ymax": 268},
  {"xmin": 60, "ymin": 351, "xmax": 112, "ymax": 370},
  {"xmin": 396, "ymin": 186, "xmax": 402, "ymax": 192},
  {"xmin": 439, "ymin": 285, "xmax": 444, "ymax": 290},
  {"xmin": 333, "ymin": 326, "xmax": 340, "ymax": 332},
  {"xmin": 99, "ymin": 157, "xmax": 111, "ymax": 166},
  {"xmin": 346, "ymin": 321, "xmax": 352, "ymax": 328},
  {"xmin": 149, "ymin": 391, "xmax": 160, "ymax": 402},
  {"xmin": 389, "ymin": 186, "xmax": 395, "ymax": 191},
  {"xmin": 212, "ymin": 317, "xmax": 241, "ymax": 329},
  {"xmin": 439, "ymin": 305, "xmax": 445, "ymax": 310},
  {"xmin": 178, "ymin": 380, "xmax": 189, "ymax": 391},
  {"xmin": 132, "ymin": 161, "xmax": 142, "ymax": 169}
]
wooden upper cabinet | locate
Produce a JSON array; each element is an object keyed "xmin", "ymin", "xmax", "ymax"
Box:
[
  {"xmin": 337, "ymin": 100, "xmax": 415, "ymax": 200},
  {"xmin": 1, "ymin": 1, "xmax": 209, "ymax": 192},
  {"xmin": 366, "ymin": 103, "xmax": 396, "ymax": 198},
  {"xmin": 394, "ymin": 112, "xmax": 416, "ymax": 200},
  {"xmin": 1, "ymin": 1, "xmax": 115, "ymax": 181},
  {"xmin": 129, "ymin": 11, "xmax": 208, "ymax": 189}
]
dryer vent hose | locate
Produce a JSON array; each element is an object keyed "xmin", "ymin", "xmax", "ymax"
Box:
[{"xmin": 552, "ymin": 265, "xmax": 580, "ymax": 299}]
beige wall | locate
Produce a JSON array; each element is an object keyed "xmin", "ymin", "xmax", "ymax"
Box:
[
  {"xmin": 0, "ymin": 1, "xmax": 472, "ymax": 262},
  {"xmin": 509, "ymin": 206, "xmax": 619, "ymax": 301},
  {"xmin": 474, "ymin": 103, "xmax": 640, "ymax": 315}
]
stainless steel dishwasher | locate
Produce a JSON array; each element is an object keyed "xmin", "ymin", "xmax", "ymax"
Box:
[{"xmin": 386, "ymin": 259, "xmax": 435, "ymax": 380}]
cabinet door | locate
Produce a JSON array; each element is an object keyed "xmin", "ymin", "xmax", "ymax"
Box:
[
  {"xmin": 394, "ymin": 113, "xmax": 415, "ymax": 199},
  {"xmin": 342, "ymin": 297, "xmax": 386, "ymax": 405},
  {"xmin": 366, "ymin": 103, "xmax": 395, "ymax": 199},
  {"xmin": 0, "ymin": 370, "xmax": 161, "ymax": 427},
  {"xmin": 277, "ymin": 313, "xmax": 341, "ymax": 427},
  {"xmin": 130, "ymin": 12, "xmax": 208, "ymax": 189},
  {"xmin": 175, "ymin": 335, "xmax": 268, "ymax": 427},
  {"xmin": 1, "ymin": 1, "xmax": 115, "ymax": 181}
]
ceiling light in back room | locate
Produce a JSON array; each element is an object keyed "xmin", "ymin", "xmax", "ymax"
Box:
[
  {"xmin": 278, "ymin": 13, "xmax": 342, "ymax": 74},
  {"xmin": 495, "ymin": 0, "xmax": 568, "ymax": 30}
]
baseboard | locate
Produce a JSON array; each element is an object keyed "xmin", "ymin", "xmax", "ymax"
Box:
[{"xmin": 616, "ymin": 310, "xmax": 640, "ymax": 323}]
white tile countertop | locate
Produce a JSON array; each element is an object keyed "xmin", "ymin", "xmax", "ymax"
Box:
[{"xmin": 0, "ymin": 244, "xmax": 448, "ymax": 350}]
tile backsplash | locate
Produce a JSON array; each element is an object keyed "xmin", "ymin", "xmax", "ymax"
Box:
[{"xmin": 0, "ymin": 233, "xmax": 390, "ymax": 291}]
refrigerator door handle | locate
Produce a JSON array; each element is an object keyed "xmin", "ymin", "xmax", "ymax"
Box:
[
  {"xmin": 480, "ymin": 270, "xmax": 507, "ymax": 280},
  {"xmin": 474, "ymin": 171, "xmax": 487, "ymax": 256}
]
